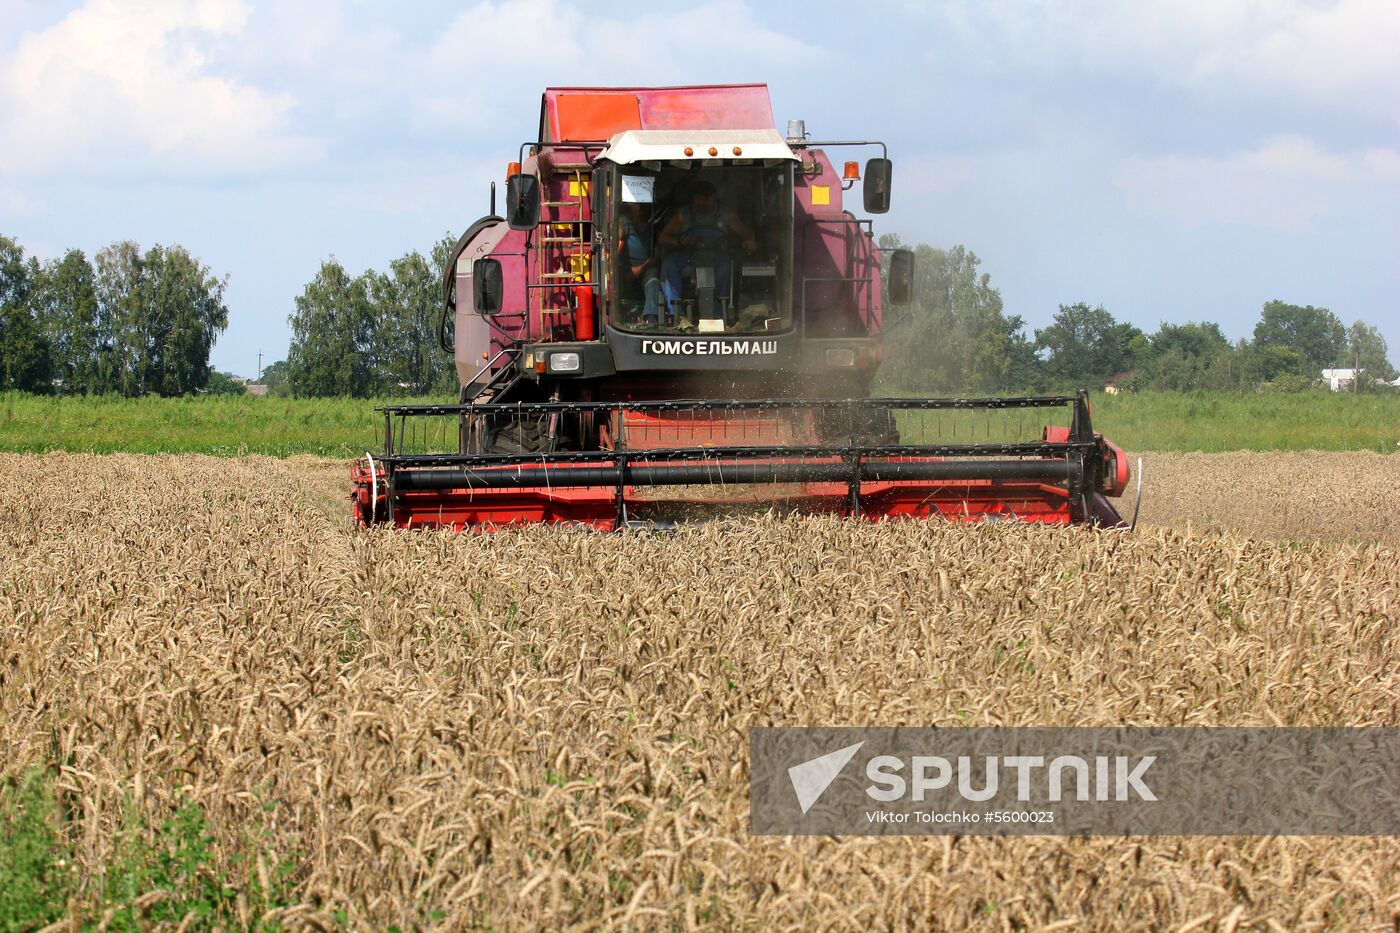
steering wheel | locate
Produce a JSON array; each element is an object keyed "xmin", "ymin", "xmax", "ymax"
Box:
[{"xmin": 681, "ymin": 224, "xmax": 731, "ymax": 251}]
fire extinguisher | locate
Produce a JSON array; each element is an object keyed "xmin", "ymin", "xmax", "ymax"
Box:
[{"xmin": 574, "ymin": 283, "xmax": 595, "ymax": 341}]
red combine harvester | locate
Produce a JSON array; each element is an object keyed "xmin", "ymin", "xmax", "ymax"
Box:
[{"xmin": 352, "ymin": 84, "xmax": 1130, "ymax": 530}]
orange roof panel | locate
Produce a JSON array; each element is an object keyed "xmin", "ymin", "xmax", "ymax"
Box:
[
  {"xmin": 554, "ymin": 93, "xmax": 642, "ymax": 142},
  {"xmin": 542, "ymin": 85, "xmax": 773, "ymax": 142}
]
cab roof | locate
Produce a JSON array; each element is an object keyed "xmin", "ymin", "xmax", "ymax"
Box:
[{"xmin": 598, "ymin": 129, "xmax": 796, "ymax": 165}]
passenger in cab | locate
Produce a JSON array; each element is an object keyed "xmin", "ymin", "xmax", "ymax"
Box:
[{"xmin": 619, "ymin": 202, "xmax": 663, "ymax": 324}]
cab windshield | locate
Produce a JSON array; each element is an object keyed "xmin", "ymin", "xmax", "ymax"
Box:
[{"xmin": 608, "ymin": 161, "xmax": 793, "ymax": 335}]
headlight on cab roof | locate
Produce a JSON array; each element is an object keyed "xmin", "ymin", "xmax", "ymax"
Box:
[
  {"xmin": 825, "ymin": 348, "xmax": 856, "ymax": 367},
  {"xmin": 548, "ymin": 351, "xmax": 581, "ymax": 373}
]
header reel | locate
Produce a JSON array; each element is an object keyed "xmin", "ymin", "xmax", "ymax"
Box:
[{"xmin": 352, "ymin": 391, "xmax": 1129, "ymax": 531}]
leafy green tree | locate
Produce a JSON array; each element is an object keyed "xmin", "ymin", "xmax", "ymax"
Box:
[
  {"xmin": 1034, "ymin": 302, "xmax": 1144, "ymax": 389},
  {"xmin": 151, "ymin": 246, "xmax": 229, "ymax": 395},
  {"xmin": 1142, "ymin": 321, "xmax": 1232, "ymax": 391},
  {"xmin": 431, "ymin": 231, "xmax": 459, "ymax": 277},
  {"xmin": 33, "ymin": 249, "xmax": 102, "ymax": 394},
  {"xmin": 0, "ymin": 235, "xmax": 52, "ymax": 393},
  {"xmin": 286, "ymin": 260, "xmax": 378, "ymax": 397},
  {"xmin": 1150, "ymin": 321, "xmax": 1230, "ymax": 360},
  {"xmin": 432, "ymin": 231, "xmax": 462, "ymax": 390},
  {"xmin": 876, "ymin": 237, "xmax": 1038, "ymax": 393},
  {"xmin": 1252, "ymin": 300, "xmax": 1345, "ymax": 374},
  {"xmin": 1346, "ymin": 321, "xmax": 1396, "ymax": 385},
  {"xmin": 366, "ymin": 246, "xmax": 456, "ymax": 396},
  {"xmin": 1241, "ymin": 343, "xmax": 1306, "ymax": 386},
  {"xmin": 95, "ymin": 242, "xmax": 229, "ymax": 396},
  {"xmin": 259, "ymin": 359, "xmax": 289, "ymax": 393},
  {"xmin": 202, "ymin": 371, "xmax": 247, "ymax": 395},
  {"xmin": 94, "ymin": 241, "xmax": 144, "ymax": 394}
]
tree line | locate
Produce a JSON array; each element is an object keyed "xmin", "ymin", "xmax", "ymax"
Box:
[
  {"xmin": 0, "ymin": 229, "xmax": 458, "ymax": 400},
  {"xmin": 877, "ymin": 236, "xmax": 1397, "ymax": 395},
  {"xmin": 0, "ymin": 235, "xmax": 229, "ymax": 396},
  {"xmin": 6, "ymin": 227, "xmax": 1393, "ymax": 400},
  {"xmin": 280, "ymin": 235, "xmax": 459, "ymax": 398}
]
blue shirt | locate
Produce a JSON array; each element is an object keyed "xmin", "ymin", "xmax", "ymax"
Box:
[
  {"xmin": 677, "ymin": 205, "xmax": 730, "ymax": 245},
  {"xmin": 623, "ymin": 216, "xmax": 652, "ymax": 263}
]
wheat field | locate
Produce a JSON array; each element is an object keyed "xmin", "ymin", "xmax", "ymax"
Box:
[{"xmin": 2, "ymin": 451, "xmax": 1397, "ymax": 930}]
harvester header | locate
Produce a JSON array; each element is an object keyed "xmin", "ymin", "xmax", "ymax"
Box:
[{"xmin": 353, "ymin": 83, "xmax": 1132, "ymax": 530}]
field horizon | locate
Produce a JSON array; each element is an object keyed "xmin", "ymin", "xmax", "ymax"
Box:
[{"xmin": 3, "ymin": 389, "xmax": 1398, "ymax": 458}]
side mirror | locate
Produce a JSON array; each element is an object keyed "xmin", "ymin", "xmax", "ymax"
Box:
[
  {"xmin": 506, "ymin": 174, "xmax": 540, "ymax": 230},
  {"xmin": 888, "ymin": 248, "xmax": 915, "ymax": 306},
  {"xmin": 472, "ymin": 257, "xmax": 503, "ymax": 315},
  {"xmin": 863, "ymin": 158, "xmax": 892, "ymax": 214}
]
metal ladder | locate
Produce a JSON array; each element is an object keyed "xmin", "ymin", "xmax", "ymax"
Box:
[
  {"xmin": 530, "ymin": 161, "xmax": 594, "ymax": 340},
  {"xmin": 461, "ymin": 347, "xmax": 524, "ymax": 404}
]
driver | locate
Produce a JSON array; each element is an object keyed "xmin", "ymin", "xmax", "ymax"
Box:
[{"xmin": 658, "ymin": 180, "xmax": 758, "ymax": 317}]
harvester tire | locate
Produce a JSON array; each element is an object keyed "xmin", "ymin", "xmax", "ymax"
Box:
[
  {"xmin": 489, "ymin": 419, "xmax": 550, "ymax": 456},
  {"xmin": 459, "ymin": 413, "xmax": 553, "ymax": 455}
]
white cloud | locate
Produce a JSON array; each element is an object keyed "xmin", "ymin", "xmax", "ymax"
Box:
[
  {"xmin": 80, "ymin": 0, "xmax": 822, "ymax": 168},
  {"xmin": 1113, "ymin": 135, "xmax": 1400, "ymax": 230},
  {"xmin": 936, "ymin": 0, "xmax": 1400, "ymax": 123},
  {"xmin": 428, "ymin": 0, "xmax": 814, "ymax": 77},
  {"xmin": 417, "ymin": 0, "xmax": 818, "ymax": 128},
  {"xmin": 0, "ymin": 0, "xmax": 320, "ymax": 177},
  {"xmin": 1364, "ymin": 147, "xmax": 1400, "ymax": 181}
]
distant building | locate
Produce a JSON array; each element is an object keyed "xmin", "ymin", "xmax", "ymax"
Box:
[
  {"xmin": 1102, "ymin": 371, "xmax": 1135, "ymax": 395},
  {"xmin": 1320, "ymin": 368, "xmax": 1357, "ymax": 391},
  {"xmin": 245, "ymin": 383, "xmax": 269, "ymax": 397}
]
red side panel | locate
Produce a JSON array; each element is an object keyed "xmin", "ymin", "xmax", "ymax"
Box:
[{"xmin": 543, "ymin": 85, "xmax": 774, "ymax": 142}]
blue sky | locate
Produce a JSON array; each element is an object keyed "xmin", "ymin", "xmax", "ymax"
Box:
[{"xmin": 3, "ymin": 0, "xmax": 1396, "ymax": 378}]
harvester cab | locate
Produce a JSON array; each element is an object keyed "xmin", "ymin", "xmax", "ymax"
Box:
[{"xmin": 353, "ymin": 84, "xmax": 1131, "ymax": 530}]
